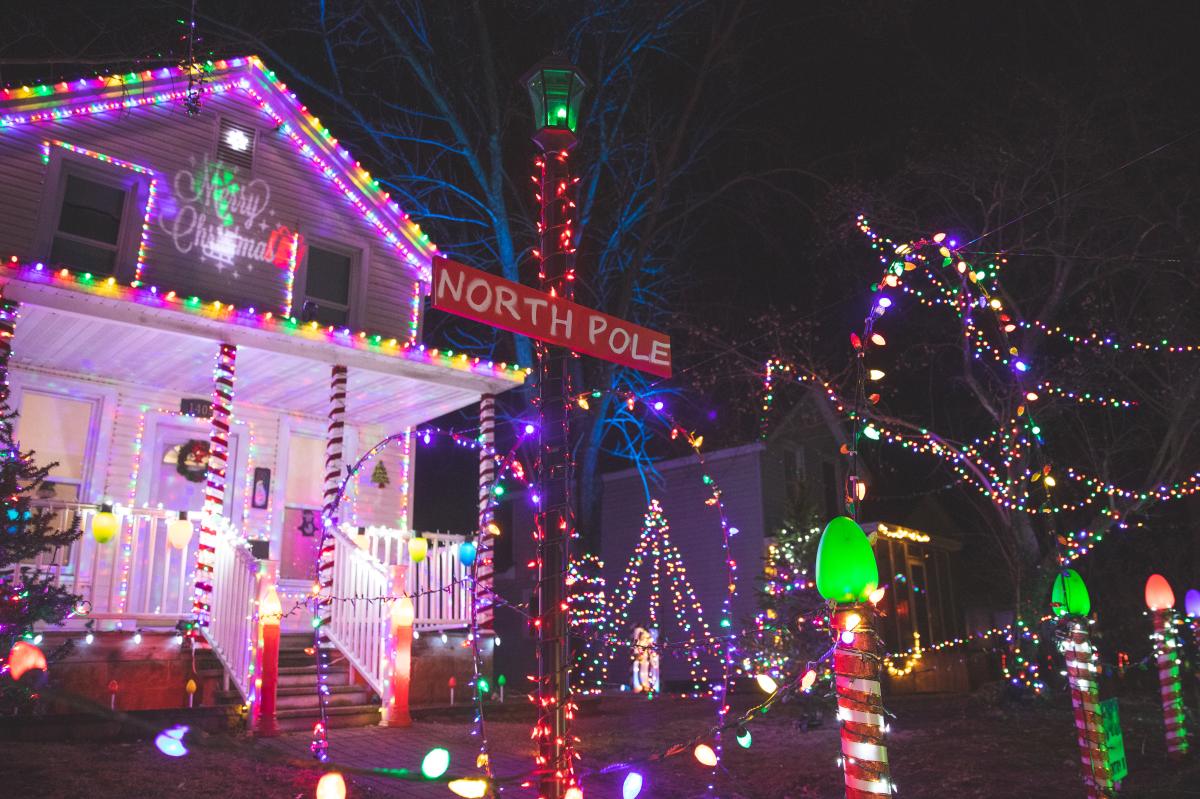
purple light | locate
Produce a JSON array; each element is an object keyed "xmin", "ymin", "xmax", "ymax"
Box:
[
  {"xmin": 877, "ymin": 297, "xmax": 892, "ymax": 308},
  {"xmin": 154, "ymin": 725, "xmax": 189, "ymax": 757},
  {"xmin": 524, "ymin": 423, "xmax": 535, "ymax": 435},
  {"xmin": 653, "ymin": 401, "xmax": 664, "ymax": 411},
  {"xmin": 422, "ymin": 431, "xmax": 431, "ymax": 445},
  {"xmin": 531, "ymin": 493, "xmax": 541, "ymax": 505},
  {"xmin": 1014, "ymin": 360, "xmax": 1029, "ymax": 373}
]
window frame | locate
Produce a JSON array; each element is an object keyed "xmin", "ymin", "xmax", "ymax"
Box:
[
  {"xmin": 36, "ymin": 145, "xmax": 151, "ymax": 284},
  {"xmin": 9, "ymin": 374, "xmax": 117, "ymax": 505},
  {"xmin": 294, "ymin": 237, "xmax": 367, "ymax": 329}
]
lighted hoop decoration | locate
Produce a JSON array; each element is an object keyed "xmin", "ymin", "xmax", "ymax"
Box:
[{"xmin": 308, "ymin": 424, "xmax": 532, "ymax": 770}]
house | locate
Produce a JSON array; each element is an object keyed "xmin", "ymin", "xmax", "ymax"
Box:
[
  {"xmin": 0, "ymin": 57, "xmax": 522, "ymax": 725},
  {"xmin": 597, "ymin": 393, "xmax": 965, "ymax": 690}
]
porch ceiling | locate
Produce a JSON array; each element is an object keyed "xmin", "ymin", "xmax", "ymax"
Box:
[{"xmin": 9, "ymin": 297, "xmax": 506, "ymax": 428}]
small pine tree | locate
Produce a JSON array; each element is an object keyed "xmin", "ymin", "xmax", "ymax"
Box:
[
  {"xmin": 742, "ymin": 483, "xmax": 830, "ymax": 699},
  {"xmin": 0, "ymin": 410, "xmax": 84, "ymax": 711},
  {"xmin": 371, "ymin": 461, "xmax": 390, "ymax": 489},
  {"xmin": 568, "ymin": 552, "xmax": 609, "ymax": 694}
]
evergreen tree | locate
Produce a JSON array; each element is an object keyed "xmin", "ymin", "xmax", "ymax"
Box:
[
  {"xmin": 568, "ymin": 552, "xmax": 609, "ymax": 694},
  {"xmin": 741, "ymin": 483, "xmax": 830, "ymax": 706},
  {"xmin": 0, "ymin": 410, "xmax": 83, "ymax": 711}
]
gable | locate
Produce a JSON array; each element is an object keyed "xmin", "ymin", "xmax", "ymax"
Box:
[{"xmin": 0, "ymin": 57, "xmax": 436, "ymax": 344}]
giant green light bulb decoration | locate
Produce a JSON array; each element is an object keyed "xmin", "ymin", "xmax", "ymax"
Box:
[
  {"xmin": 815, "ymin": 516, "xmax": 879, "ymax": 603},
  {"xmin": 1051, "ymin": 570, "xmax": 1115, "ymax": 798}
]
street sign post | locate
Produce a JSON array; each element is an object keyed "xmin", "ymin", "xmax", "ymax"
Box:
[{"xmin": 432, "ymin": 256, "xmax": 672, "ymax": 378}]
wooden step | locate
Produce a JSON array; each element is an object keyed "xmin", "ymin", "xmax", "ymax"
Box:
[
  {"xmin": 275, "ymin": 685, "xmax": 372, "ymax": 709},
  {"xmin": 274, "ymin": 702, "xmax": 381, "ymax": 731}
]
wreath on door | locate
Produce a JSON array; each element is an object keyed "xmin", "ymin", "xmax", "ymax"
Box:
[{"xmin": 176, "ymin": 439, "xmax": 211, "ymax": 483}]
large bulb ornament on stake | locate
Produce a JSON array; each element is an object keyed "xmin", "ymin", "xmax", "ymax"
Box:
[
  {"xmin": 815, "ymin": 516, "xmax": 891, "ymax": 798},
  {"xmin": 1144, "ymin": 573, "xmax": 1188, "ymax": 759},
  {"xmin": 1050, "ymin": 570, "xmax": 1114, "ymax": 799}
]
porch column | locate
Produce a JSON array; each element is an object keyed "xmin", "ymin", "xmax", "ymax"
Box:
[
  {"xmin": 0, "ymin": 297, "xmax": 17, "ymax": 405},
  {"xmin": 192, "ymin": 343, "xmax": 237, "ymax": 630},
  {"xmin": 317, "ymin": 365, "xmax": 348, "ymax": 641},
  {"xmin": 475, "ymin": 393, "xmax": 496, "ymax": 630}
]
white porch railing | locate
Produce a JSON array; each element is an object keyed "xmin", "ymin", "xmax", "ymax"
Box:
[
  {"xmin": 326, "ymin": 525, "xmax": 394, "ymax": 698},
  {"xmin": 201, "ymin": 524, "xmax": 260, "ymax": 703},
  {"xmin": 341, "ymin": 525, "xmax": 473, "ymax": 630},
  {"xmin": 21, "ymin": 501, "xmax": 198, "ymax": 624}
]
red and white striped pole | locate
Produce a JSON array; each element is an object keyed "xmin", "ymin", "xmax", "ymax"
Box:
[
  {"xmin": 476, "ymin": 393, "xmax": 496, "ymax": 631},
  {"xmin": 832, "ymin": 604, "xmax": 892, "ymax": 798},
  {"xmin": 193, "ymin": 343, "xmax": 236, "ymax": 630},
  {"xmin": 317, "ymin": 364, "xmax": 348, "ymax": 640},
  {"xmin": 0, "ymin": 297, "xmax": 16, "ymax": 405},
  {"xmin": 1062, "ymin": 621, "xmax": 1114, "ymax": 798},
  {"xmin": 1146, "ymin": 574, "xmax": 1189, "ymax": 759}
]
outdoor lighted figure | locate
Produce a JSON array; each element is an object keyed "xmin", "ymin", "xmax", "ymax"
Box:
[
  {"xmin": 1145, "ymin": 573, "xmax": 1188, "ymax": 758},
  {"xmin": 381, "ymin": 587, "xmax": 414, "ymax": 727},
  {"xmin": 815, "ymin": 516, "xmax": 892, "ymax": 798},
  {"xmin": 1051, "ymin": 569, "xmax": 1115, "ymax": 799}
]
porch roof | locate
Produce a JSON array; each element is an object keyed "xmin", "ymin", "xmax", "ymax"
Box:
[{"xmin": 3, "ymin": 271, "xmax": 525, "ymax": 427}]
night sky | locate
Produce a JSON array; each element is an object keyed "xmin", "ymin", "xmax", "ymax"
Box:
[{"xmin": 4, "ymin": 1, "xmax": 1199, "ymax": 627}]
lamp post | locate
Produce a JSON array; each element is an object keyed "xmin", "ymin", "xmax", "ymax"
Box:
[
  {"xmin": 381, "ymin": 570, "xmax": 414, "ymax": 728},
  {"xmin": 815, "ymin": 516, "xmax": 892, "ymax": 799},
  {"xmin": 521, "ymin": 54, "xmax": 588, "ymax": 799},
  {"xmin": 1145, "ymin": 573, "xmax": 1188, "ymax": 759},
  {"xmin": 1051, "ymin": 569, "xmax": 1114, "ymax": 798},
  {"xmin": 255, "ymin": 581, "xmax": 282, "ymax": 737}
]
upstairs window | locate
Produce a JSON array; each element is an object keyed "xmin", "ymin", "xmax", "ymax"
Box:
[
  {"xmin": 301, "ymin": 245, "xmax": 354, "ymax": 326},
  {"xmin": 50, "ymin": 175, "xmax": 126, "ymax": 276}
]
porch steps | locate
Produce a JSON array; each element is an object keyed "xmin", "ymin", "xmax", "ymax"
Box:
[{"xmin": 271, "ymin": 632, "xmax": 381, "ymax": 732}]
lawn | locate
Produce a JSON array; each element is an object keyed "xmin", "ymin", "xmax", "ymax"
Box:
[{"xmin": 5, "ymin": 690, "xmax": 1194, "ymax": 798}]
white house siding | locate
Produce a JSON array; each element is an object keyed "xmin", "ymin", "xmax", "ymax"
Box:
[
  {"xmin": 13, "ymin": 363, "xmax": 411, "ymax": 551},
  {"xmin": 599, "ymin": 445, "xmax": 768, "ymax": 683},
  {"xmin": 0, "ymin": 70, "xmax": 424, "ymax": 343}
]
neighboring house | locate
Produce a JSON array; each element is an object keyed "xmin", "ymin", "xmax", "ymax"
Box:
[
  {"xmin": 598, "ymin": 394, "xmax": 965, "ymax": 688},
  {"xmin": 0, "ymin": 57, "xmax": 521, "ymax": 722}
]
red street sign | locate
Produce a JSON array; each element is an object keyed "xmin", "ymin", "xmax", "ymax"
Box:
[{"xmin": 432, "ymin": 257, "xmax": 672, "ymax": 378}]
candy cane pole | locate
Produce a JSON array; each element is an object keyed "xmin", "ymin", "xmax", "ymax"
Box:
[
  {"xmin": 193, "ymin": 343, "xmax": 236, "ymax": 629},
  {"xmin": 1062, "ymin": 621, "xmax": 1114, "ymax": 798},
  {"xmin": 832, "ymin": 604, "xmax": 892, "ymax": 798},
  {"xmin": 476, "ymin": 393, "xmax": 496, "ymax": 631},
  {"xmin": 1146, "ymin": 574, "xmax": 1188, "ymax": 759},
  {"xmin": 816, "ymin": 517, "xmax": 891, "ymax": 799}
]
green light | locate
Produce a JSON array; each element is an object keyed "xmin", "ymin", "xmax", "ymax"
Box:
[
  {"xmin": 421, "ymin": 747, "xmax": 450, "ymax": 779},
  {"xmin": 862, "ymin": 426, "xmax": 881, "ymax": 441},
  {"xmin": 736, "ymin": 728, "xmax": 752, "ymax": 749},
  {"xmin": 720, "ymin": 618, "xmax": 731, "ymax": 628},
  {"xmin": 493, "ymin": 485, "xmax": 505, "ymax": 496},
  {"xmin": 554, "ymin": 105, "xmax": 567, "ymax": 120},
  {"xmin": 815, "ymin": 516, "xmax": 879, "ymax": 603},
  {"xmin": 478, "ymin": 677, "xmax": 490, "ymax": 694}
]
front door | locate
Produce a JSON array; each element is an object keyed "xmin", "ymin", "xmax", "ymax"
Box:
[{"xmin": 149, "ymin": 420, "xmax": 242, "ymax": 526}]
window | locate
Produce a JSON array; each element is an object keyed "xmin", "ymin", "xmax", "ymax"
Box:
[
  {"xmin": 301, "ymin": 245, "xmax": 354, "ymax": 326},
  {"xmin": 50, "ymin": 175, "xmax": 126, "ymax": 276},
  {"xmin": 280, "ymin": 433, "xmax": 328, "ymax": 580},
  {"xmin": 16, "ymin": 391, "xmax": 95, "ymax": 501}
]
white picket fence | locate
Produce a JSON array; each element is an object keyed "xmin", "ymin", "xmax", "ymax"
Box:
[
  {"xmin": 201, "ymin": 524, "xmax": 261, "ymax": 703},
  {"xmin": 326, "ymin": 525, "xmax": 397, "ymax": 698},
  {"xmin": 20, "ymin": 501, "xmax": 197, "ymax": 624}
]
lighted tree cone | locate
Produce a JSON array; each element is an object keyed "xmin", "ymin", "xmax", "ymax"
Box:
[
  {"xmin": 193, "ymin": 343, "xmax": 237, "ymax": 628},
  {"xmin": 1151, "ymin": 609, "xmax": 1189, "ymax": 758},
  {"xmin": 832, "ymin": 605, "xmax": 893, "ymax": 799}
]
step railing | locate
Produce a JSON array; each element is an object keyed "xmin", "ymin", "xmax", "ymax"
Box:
[
  {"xmin": 326, "ymin": 523, "xmax": 394, "ymax": 698},
  {"xmin": 20, "ymin": 501, "xmax": 198, "ymax": 623},
  {"xmin": 338, "ymin": 524, "xmax": 473, "ymax": 630},
  {"xmin": 201, "ymin": 521, "xmax": 261, "ymax": 704}
]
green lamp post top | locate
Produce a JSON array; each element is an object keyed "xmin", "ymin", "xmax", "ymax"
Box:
[
  {"xmin": 815, "ymin": 516, "xmax": 879, "ymax": 603},
  {"xmin": 521, "ymin": 54, "xmax": 589, "ymax": 138},
  {"xmin": 1050, "ymin": 569, "xmax": 1091, "ymax": 617}
]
